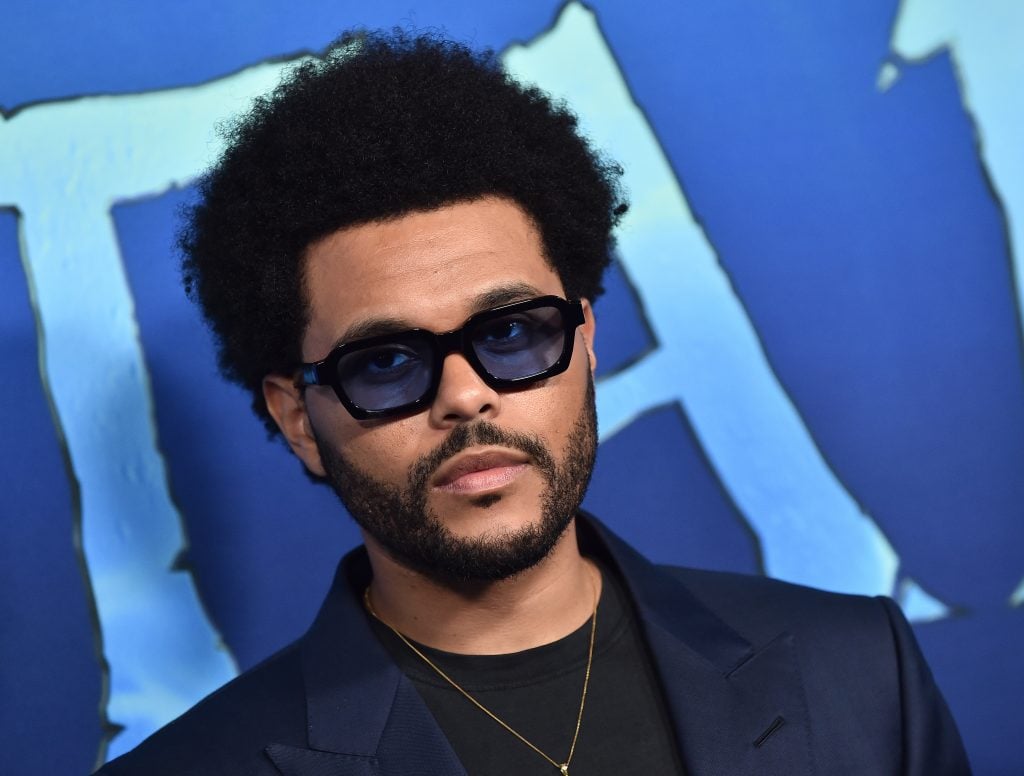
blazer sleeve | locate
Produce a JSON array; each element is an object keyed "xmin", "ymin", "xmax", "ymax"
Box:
[{"xmin": 877, "ymin": 596, "xmax": 972, "ymax": 775}]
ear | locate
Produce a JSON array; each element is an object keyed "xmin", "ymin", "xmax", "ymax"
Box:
[
  {"xmin": 579, "ymin": 298, "xmax": 597, "ymax": 376},
  {"xmin": 262, "ymin": 374, "xmax": 327, "ymax": 478}
]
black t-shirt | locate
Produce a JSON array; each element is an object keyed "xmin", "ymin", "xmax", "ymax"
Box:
[{"xmin": 367, "ymin": 565, "xmax": 685, "ymax": 775}]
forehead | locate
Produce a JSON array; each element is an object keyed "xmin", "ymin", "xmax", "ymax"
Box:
[{"xmin": 301, "ymin": 197, "xmax": 565, "ymax": 357}]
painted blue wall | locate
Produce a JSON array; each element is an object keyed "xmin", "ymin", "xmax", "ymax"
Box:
[{"xmin": 2, "ymin": 1, "xmax": 1021, "ymax": 773}]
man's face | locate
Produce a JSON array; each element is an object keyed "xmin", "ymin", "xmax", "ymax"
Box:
[{"xmin": 279, "ymin": 196, "xmax": 599, "ymax": 582}]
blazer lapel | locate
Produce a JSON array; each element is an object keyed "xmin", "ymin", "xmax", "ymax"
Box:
[
  {"xmin": 642, "ymin": 621, "xmax": 813, "ymax": 775},
  {"xmin": 265, "ymin": 678, "xmax": 466, "ymax": 776},
  {"xmin": 590, "ymin": 518, "xmax": 814, "ymax": 776},
  {"xmin": 266, "ymin": 550, "xmax": 467, "ymax": 776}
]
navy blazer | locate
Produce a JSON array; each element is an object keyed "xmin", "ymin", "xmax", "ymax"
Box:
[{"xmin": 97, "ymin": 516, "xmax": 970, "ymax": 775}]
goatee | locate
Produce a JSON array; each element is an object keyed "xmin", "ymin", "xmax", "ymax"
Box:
[{"xmin": 315, "ymin": 379, "xmax": 598, "ymax": 583}]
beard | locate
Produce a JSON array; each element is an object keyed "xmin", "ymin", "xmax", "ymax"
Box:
[{"xmin": 315, "ymin": 378, "xmax": 598, "ymax": 584}]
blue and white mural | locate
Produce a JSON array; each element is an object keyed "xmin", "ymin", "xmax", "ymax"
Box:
[{"xmin": 2, "ymin": 1, "xmax": 1021, "ymax": 773}]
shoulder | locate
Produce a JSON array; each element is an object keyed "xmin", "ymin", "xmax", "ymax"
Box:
[
  {"xmin": 656, "ymin": 564, "xmax": 907, "ymax": 661},
  {"xmin": 95, "ymin": 641, "xmax": 306, "ymax": 776},
  {"xmin": 652, "ymin": 566, "xmax": 970, "ymax": 773},
  {"xmin": 662, "ymin": 563, "xmax": 895, "ymax": 623}
]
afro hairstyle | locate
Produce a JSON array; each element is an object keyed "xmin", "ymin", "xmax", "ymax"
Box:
[{"xmin": 180, "ymin": 29, "xmax": 628, "ymax": 436}]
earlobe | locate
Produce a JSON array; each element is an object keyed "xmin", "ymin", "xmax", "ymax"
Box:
[
  {"xmin": 262, "ymin": 374, "xmax": 327, "ymax": 477},
  {"xmin": 580, "ymin": 298, "xmax": 597, "ymax": 375}
]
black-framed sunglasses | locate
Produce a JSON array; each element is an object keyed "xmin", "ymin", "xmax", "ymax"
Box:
[{"xmin": 300, "ymin": 295, "xmax": 586, "ymax": 420}]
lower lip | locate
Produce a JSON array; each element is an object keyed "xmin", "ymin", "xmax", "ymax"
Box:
[{"xmin": 435, "ymin": 464, "xmax": 528, "ymax": 495}]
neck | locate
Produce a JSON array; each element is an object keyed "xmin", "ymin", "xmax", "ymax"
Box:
[{"xmin": 363, "ymin": 518, "xmax": 600, "ymax": 654}]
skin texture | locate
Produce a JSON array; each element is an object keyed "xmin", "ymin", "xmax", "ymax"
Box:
[{"xmin": 264, "ymin": 196, "xmax": 602, "ymax": 653}]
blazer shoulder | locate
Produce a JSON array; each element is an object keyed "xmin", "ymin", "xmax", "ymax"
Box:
[
  {"xmin": 655, "ymin": 564, "xmax": 890, "ymax": 631},
  {"xmin": 652, "ymin": 565, "xmax": 971, "ymax": 774},
  {"xmin": 95, "ymin": 641, "xmax": 306, "ymax": 776}
]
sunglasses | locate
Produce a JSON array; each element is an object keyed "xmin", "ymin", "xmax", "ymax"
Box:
[{"xmin": 300, "ymin": 295, "xmax": 586, "ymax": 420}]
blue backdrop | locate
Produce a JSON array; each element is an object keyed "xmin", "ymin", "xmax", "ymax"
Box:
[{"xmin": 2, "ymin": 1, "xmax": 1021, "ymax": 773}]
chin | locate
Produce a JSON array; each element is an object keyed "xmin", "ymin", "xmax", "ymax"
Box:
[
  {"xmin": 433, "ymin": 489, "xmax": 546, "ymax": 539},
  {"xmin": 403, "ymin": 500, "xmax": 575, "ymax": 584}
]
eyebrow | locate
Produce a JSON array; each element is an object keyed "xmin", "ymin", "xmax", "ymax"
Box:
[
  {"xmin": 472, "ymin": 282, "xmax": 544, "ymax": 310},
  {"xmin": 334, "ymin": 282, "xmax": 545, "ymax": 347}
]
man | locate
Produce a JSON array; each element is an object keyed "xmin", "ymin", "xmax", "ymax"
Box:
[{"xmin": 97, "ymin": 30, "xmax": 970, "ymax": 775}]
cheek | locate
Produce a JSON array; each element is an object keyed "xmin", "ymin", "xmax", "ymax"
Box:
[
  {"xmin": 519, "ymin": 372, "xmax": 588, "ymax": 451},
  {"xmin": 306, "ymin": 392, "xmax": 417, "ymax": 481},
  {"xmin": 338, "ymin": 421, "xmax": 423, "ymax": 483}
]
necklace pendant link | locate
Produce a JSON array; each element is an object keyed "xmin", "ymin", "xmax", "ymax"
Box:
[{"xmin": 560, "ymin": 765, "xmax": 569, "ymax": 775}]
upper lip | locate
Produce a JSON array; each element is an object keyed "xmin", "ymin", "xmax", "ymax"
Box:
[{"xmin": 431, "ymin": 448, "xmax": 530, "ymax": 488}]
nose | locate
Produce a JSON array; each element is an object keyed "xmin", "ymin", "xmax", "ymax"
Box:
[{"xmin": 427, "ymin": 351, "xmax": 501, "ymax": 426}]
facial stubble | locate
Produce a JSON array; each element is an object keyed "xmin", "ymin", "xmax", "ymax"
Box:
[{"xmin": 315, "ymin": 379, "xmax": 598, "ymax": 583}]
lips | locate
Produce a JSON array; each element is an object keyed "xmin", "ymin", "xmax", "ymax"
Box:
[{"xmin": 432, "ymin": 449, "xmax": 530, "ymax": 494}]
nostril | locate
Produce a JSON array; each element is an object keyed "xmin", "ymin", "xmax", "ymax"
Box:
[{"xmin": 442, "ymin": 400, "xmax": 493, "ymax": 423}]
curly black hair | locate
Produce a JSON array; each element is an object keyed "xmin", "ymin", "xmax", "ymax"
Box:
[{"xmin": 180, "ymin": 29, "xmax": 627, "ymax": 435}]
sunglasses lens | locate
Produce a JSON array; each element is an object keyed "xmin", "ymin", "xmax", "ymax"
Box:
[
  {"xmin": 336, "ymin": 335, "xmax": 434, "ymax": 413},
  {"xmin": 471, "ymin": 305, "xmax": 567, "ymax": 381}
]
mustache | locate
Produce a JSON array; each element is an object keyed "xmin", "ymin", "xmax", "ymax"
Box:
[{"xmin": 407, "ymin": 421, "xmax": 555, "ymax": 492}]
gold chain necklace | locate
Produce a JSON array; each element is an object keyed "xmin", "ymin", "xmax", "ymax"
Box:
[{"xmin": 363, "ymin": 580, "xmax": 599, "ymax": 776}]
